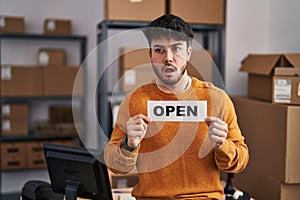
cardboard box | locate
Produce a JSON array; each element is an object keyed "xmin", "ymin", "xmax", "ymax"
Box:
[
  {"xmin": 1, "ymin": 103, "xmax": 29, "ymax": 119},
  {"xmin": 1, "ymin": 118, "xmax": 29, "ymax": 136},
  {"xmin": 1, "ymin": 65, "xmax": 43, "ymax": 96},
  {"xmin": 240, "ymin": 53, "xmax": 300, "ymax": 105},
  {"xmin": 105, "ymin": 0, "xmax": 165, "ymax": 22},
  {"xmin": 34, "ymin": 121, "xmax": 77, "ymax": 138},
  {"xmin": 231, "ymin": 96, "xmax": 300, "ymax": 183},
  {"xmin": 38, "ymin": 48, "xmax": 65, "ymax": 66},
  {"xmin": 1, "ymin": 142, "xmax": 27, "ymax": 170},
  {"xmin": 119, "ymin": 47, "xmax": 156, "ymax": 92},
  {"xmin": 0, "ymin": 16, "xmax": 24, "ymax": 33},
  {"xmin": 108, "ymin": 170, "xmax": 139, "ymax": 188},
  {"xmin": 26, "ymin": 141, "xmax": 47, "ymax": 169},
  {"xmin": 187, "ymin": 50, "xmax": 213, "ymax": 82},
  {"xmin": 119, "ymin": 47, "xmax": 214, "ymax": 91},
  {"xmin": 234, "ymin": 167, "xmax": 300, "ymax": 200},
  {"xmin": 1, "ymin": 103, "xmax": 29, "ymax": 136},
  {"xmin": 42, "ymin": 66, "xmax": 79, "ymax": 96},
  {"xmin": 44, "ymin": 18, "xmax": 72, "ymax": 35},
  {"xmin": 169, "ymin": 0, "xmax": 225, "ymax": 25},
  {"xmin": 49, "ymin": 105, "xmax": 73, "ymax": 123}
]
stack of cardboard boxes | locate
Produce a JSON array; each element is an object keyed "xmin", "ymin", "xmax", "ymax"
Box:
[
  {"xmin": 0, "ymin": 18, "xmax": 80, "ymax": 171},
  {"xmin": 231, "ymin": 53, "xmax": 300, "ymax": 199},
  {"xmin": 1, "ymin": 139, "xmax": 75, "ymax": 170},
  {"xmin": 0, "ymin": 15, "xmax": 72, "ymax": 35},
  {"xmin": 105, "ymin": 0, "xmax": 225, "ymax": 25}
]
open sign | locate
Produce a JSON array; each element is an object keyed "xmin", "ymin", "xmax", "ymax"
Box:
[{"xmin": 148, "ymin": 100, "xmax": 207, "ymax": 122}]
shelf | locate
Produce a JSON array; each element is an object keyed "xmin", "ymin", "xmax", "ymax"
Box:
[
  {"xmin": 0, "ymin": 135, "xmax": 75, "ymax": 142},
  {"xmin": 0, "ymin": 32, "xmax": 86, "ymax": 42}
]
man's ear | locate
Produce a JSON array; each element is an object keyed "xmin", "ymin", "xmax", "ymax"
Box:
[{"xmin": 187, "ymin": 47, "xmax": 192, "ymax": 61}]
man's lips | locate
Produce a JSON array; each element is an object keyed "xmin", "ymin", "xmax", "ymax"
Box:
[{"xmin": 162, "ymin": 65, "xmax": 176, "ymax": 74}]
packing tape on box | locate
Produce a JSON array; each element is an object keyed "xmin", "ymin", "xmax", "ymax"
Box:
[
  {"xmin": 1, "ymin": 65, "xmax": 12, "ymax": 80},
  {"xmin": 0, "ymin": 16, "xmax": 5, "ymax": 27}
]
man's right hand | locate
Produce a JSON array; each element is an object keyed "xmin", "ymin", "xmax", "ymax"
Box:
[{"xmin": 126, "ymin": 114, "xmax": 151, "ymax": 148}]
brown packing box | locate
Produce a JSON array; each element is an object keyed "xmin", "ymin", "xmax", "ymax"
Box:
[
  {"xmin": 42, "ymin": 66, "xmax": 80, "ymax": 96},
  {"xmin": 26, "ymin": 141, "xmax": 47, "ymax": 169},
  {"xmin": 1, "ymin": 103, "xmax": 29, "ymax": 136},
  {"xmin": 34, "ymin": 121, "xmax": 77, "ymax": 138},
  {"xmin": 119, "ymin": 47, "xmax": 156, "ymax": 92},
  {"xmin": 231, "ymin": 96, "xmax": 300, "ymax": 183},
  {"xmin": 240, "ymin": 53, "xmax": 300, "ymax": 105},
  {"xmin": 169, "ymin": 0, "xmax": 225, "ymax": 25},
  {"xmin": 49, "ymin": 105, "xmax": 73, "ymax": 123},
  {"xmin": 1, "ymin": 118, "xmax": 29, "ymax": 136},
  {"xmin": 187, "ymin": 50, "xmax": 213, "ymax": 82},
  {"xmin": 38, "ymin": 48, "xmax": 65, "ymax": 66},
  {"xmin": 105, "ymin": 0, "xmax": 165, "ymax": 22},
  {"xmin": 108, "ymin": 170, "xmax": 139, "ymax": 188},
  {"xmin": 1, "ymin": 142, "xmax": 27, "ymax": 170},
  {"xmin": 1, "ymin": 65, "xmax": 43, "ymax": 96},
  {"xmin": 234, "ymin": 167, "xmax": 300, "ymax": 200},
  {"xmin": 1, "ymin": 103, "xmax": 29, "ymax": 119},
  {"xmin": 0, "ymin": 16, "xmax": 24, "ymax": 33},
  {"xmin": 119, "ymin": 47, "xmax": 214, "ymax": 92},
  {"xmin": 44, "ymin": 18, "xmax": 72, "ymax": 35}
]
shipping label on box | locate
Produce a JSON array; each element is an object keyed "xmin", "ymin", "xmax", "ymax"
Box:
[{"xmin": 273, "ymin": 79, "xmax": 292, "ymax": 103}]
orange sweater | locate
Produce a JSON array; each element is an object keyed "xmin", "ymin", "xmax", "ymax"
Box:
[{"xmin": 104, "ymin": 77, "xmax": 249, "ymax": 200}]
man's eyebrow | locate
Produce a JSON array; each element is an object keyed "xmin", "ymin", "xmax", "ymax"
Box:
[{"xmin": 153, "ymin": 43, "xmax": 184, "ymax": 48}]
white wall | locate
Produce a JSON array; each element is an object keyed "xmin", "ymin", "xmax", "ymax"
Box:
[{"xmin": 225, "ymin": 0, "xmax": 300, "ymax": 95}]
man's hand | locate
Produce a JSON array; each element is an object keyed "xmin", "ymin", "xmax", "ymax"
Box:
[
  {"xmin": 205, "ymin": 117, "xmax": 228, "ymax": 150},
  {"xmin": 126, "ymin": 114, "xmax": 151, "ymax": 148}
]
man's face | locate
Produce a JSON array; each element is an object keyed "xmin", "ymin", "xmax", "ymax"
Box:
[{"xmin": 149, "ymin": 37, "xmax": 192, "ymax": 85}]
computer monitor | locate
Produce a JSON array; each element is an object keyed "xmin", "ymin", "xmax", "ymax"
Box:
[{"xmin": 43, "ymin": 143, "xmax": 113, "ymax": 200}]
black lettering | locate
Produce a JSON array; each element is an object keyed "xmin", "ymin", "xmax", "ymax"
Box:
[
  {"xmin": 187, "ymin": 106, "xmax": 197, "ymax": 116},
  {"xmin": 153, "ymin": 106, "xmax": 164, "ymax": 116},
  {"xmin": 176, "ymin": 106, "xmax": 185, "ymax": 116},
  {"xmin": 166, "ymin": 106, "xmax": 175, "ymax": 116}
]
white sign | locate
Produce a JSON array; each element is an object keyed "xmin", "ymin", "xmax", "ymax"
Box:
[{"xmin": 148, "ymin": 100, "xmax": 207, "ymax": 122}]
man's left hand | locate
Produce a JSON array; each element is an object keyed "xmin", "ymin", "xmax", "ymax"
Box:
[{"xmin": 205, "ymin": 117, "xmax": 228, "ymax": 150}]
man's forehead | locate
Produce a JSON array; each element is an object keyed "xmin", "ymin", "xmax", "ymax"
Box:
[{"xmin": 151, "ymin": 38, "xmax": 187, "ymax": 47}]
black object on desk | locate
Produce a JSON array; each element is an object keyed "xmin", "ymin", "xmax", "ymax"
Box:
[{"xmin": 43, "ymin": 143, "xmax": 113, "ymax": 200}]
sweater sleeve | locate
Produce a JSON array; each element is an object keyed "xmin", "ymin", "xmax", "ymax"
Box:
[
  {"xmin": 214, "ymin": 94, "xmax": 249, "ymax": 173},
  {"xmin": 104, "ymin": 93, "xmax": 139, "ymax": 174}
]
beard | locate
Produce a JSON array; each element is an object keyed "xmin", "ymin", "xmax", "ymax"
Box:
[{"xmin": 152, "ymin": 62, "xmax": 187, "ymax": 86}]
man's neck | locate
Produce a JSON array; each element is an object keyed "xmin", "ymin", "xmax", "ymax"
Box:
[{"xmin": 156, "ymin": 75, "xmax": 191, "ymax": 93}]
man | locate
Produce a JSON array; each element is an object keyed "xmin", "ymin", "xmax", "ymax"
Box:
[{"xmin": 105, "ymin": 14, "xmax": 249, "ymax": 200}]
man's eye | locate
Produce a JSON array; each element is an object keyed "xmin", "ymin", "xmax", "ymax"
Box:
[
  {"xmin": 154, "ymin": 48, "xmax": 164, "ymax": 53},
  {"xmin": 172, "ymin": 47, "xmax": 181, "ymax": 53}
]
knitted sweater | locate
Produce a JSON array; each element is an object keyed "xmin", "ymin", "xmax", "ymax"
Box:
[{"xmin": 104, "ymin": 77, "xmax": 249, "ymax": 200}]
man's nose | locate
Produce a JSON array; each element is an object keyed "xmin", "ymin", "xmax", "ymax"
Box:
[{"xmin": 164, "ymin": 49, "xmax": 173, "ymax": 63}]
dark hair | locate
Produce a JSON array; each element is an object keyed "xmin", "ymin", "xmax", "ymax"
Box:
[{"xmin": 143, "ymin": 14, "xmax": 194, "ymax": 47}]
